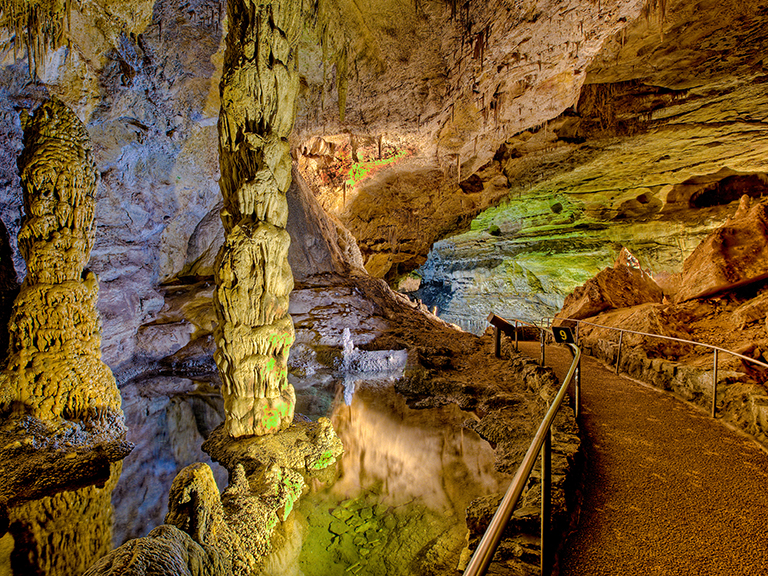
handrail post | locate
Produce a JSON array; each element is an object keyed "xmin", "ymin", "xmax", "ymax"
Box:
[
  {"xmin": 712, "ymin": 349, "xmax": 718, "ymax": 417},
  {"xmin": 515, "ymin": 321, "xmax": 519, "ymax": 352},
  {"xmin": 616, "ymin": 331, "xmax": 623, "ymax": 375},
  {"xmin": 494, "ymin": 325, "xmax": 501, "ymax": 358},
  {"xmin": 540, "ymin": 329, "xmax": 546, "ymax": 366},
  {"xmin": 541, "ymin": 429, "xmax": 552, "ymax": 576},
  {"xmin": 573, "ymin": 325, "xmax": 581, "ymax": 418}
]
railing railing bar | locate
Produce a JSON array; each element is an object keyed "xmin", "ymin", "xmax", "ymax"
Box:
[
  {"xmin": 463, "ymin": 326, "xmax": 580, "ymax": 576},
  {"xmin": 541, "ymin": 429, "xmax": 552, "ymax": 576},
  {"xmin": 561, "ymin": 318, "xmax": 768, "ymax": 369}
]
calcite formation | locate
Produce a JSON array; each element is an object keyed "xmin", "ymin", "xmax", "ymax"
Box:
[
  {"xmin": 5, "ymin": 462, "xmax": 121, "ymax": 576},
  {"xmin": 214, "ymin": 0, "xmax": 300, "ymax": 437},
  {"xmin": 0, "ymin": 98, "xmax": 122, "ymax": 422}
]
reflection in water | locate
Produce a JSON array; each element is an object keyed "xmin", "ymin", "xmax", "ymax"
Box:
[
  {"xmin": 263, "ymin": 378, "xmax": 511, "ymax": 576},
  {"xmin": 1, "ymin": 462, "xmax": 121, "ymax": 576},
  {"xmin": 0, "ymin": 376, "xmax": 507, "ymax": 576}
]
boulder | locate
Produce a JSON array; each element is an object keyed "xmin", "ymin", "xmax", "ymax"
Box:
[
  {"xmin": 676, "ymin": 196, "xmax": 768, "ymax": 302},
  {"xmin": 557, "ymin": 263, "xmax": 664, "ymax": 321}
]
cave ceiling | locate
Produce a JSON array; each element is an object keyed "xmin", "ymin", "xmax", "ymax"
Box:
[{"xmin": 0, "ymin": 0, "xmax": 767, "ymax": 359}]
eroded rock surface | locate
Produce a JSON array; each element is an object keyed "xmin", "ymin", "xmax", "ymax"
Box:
[
  {"xmin": 87, "ymin": 416, "xmax": 343, "ymax": 576},
  {"xmin": 0, "ymin": 99, "xmax": 122, "ymax": 422},
  {"xmin": 0, "ymin": 100, "xmax": 129, "ymax": 513},
  {"xmin": 558, "ymin": 260, "xmax": 663, "ymax": 321},
  {"xmin": 401, "ymin": 0, "xmax": 768, "ymax": 328},
  {"xmin": 5, "ymin": 463, "xmax": 121, "ymax": 576},
  {"xmin": 0, "ymin": 99, "xmax": 130, "ymax": 576},
  {"xmin": 676, "ymin": 196, "xmax": 768, "ymax": 302},
  {"xmin": 557, "ymin": 197, "xmax": 768, "ymax": 447}
]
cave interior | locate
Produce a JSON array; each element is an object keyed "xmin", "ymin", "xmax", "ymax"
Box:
[{"xmin": 1, "ymin": 0, "xmax": 768, "ymax": 574}]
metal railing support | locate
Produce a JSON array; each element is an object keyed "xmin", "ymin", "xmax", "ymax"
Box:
[
  {"xmin": 494, "ymin": 325, "xmax": 501, "ymax": 358},
  {"xmin": 540, "ymin": 429, "xmax": 552, "ymax": 576},
  {"xmin": 515, "ymin": 320, "xmax": 519, "ymax": 352},
  {"xmin": 573, "ymin": 327, "xmax": 581, "ymax": 418},
  {"xmin": 616, "ymin": 331, "xmax": 623, "ymax": 375},
  {"xmin": 463, "ymin": 341, "xmax": 581, "ymax": 576},
  {"xmin": 712, "ymin": 349, "xmax": 718, "ymax": 417}
]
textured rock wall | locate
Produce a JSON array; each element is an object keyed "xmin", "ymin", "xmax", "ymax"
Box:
[
  {"xmin": 0, "ymin": 0, "xmax": 227, "ymax": 373},
  {"xmin": 293, "ymin": 0, "xmax": 646, "ymax": 278},
  {"xmin": 413, "ymin": 0, "xmax": 768, "ymax": 328},
  {"xmin": 5, "ymin": 463, "xmax": 120, "ymax": 576}
]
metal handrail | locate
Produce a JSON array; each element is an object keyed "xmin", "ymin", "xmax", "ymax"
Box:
[
  {"xmin": 465, "ymin": 316, "xmax": 581, "ymax": 576},
  {"xmin": 551, "ymin": 316, "xmax": 768, "ymax": 417}
]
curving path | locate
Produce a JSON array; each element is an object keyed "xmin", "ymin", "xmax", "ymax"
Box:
[{"xmin": 516, "ymin": 341, "xmax": 768, "ymax": 576}]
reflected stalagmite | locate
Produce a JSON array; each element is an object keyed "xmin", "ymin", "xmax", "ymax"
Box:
[{"xmin": 215, "ymin": 0, "xmax": 301, "ymax": 437}]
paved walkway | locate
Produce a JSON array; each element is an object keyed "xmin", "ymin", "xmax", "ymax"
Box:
[{"xmin": 516, "ymin": 341, "xmax": 768, "ymax": 576}]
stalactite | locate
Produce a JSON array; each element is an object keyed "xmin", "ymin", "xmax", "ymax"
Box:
[{"xmin": 0, "ymin": 0, "xmax": 72, "ymax": 79}]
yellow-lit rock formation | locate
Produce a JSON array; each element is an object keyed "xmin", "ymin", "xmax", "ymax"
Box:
[
  {"xmin": 0, "ymin": 98, "xmax": 121, "ymax": 422},
  {"xmin": 214, "ymin": 0, "xmax": 300, "ymax": 437}
]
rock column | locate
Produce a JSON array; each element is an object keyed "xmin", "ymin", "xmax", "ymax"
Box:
[
  {"xmin": 215, "ymin": 0, "xmax": 301, "ymax": 437},
  {"xmin": 0, "ymin": 98, "xmax": 122, "ymax": 421}
]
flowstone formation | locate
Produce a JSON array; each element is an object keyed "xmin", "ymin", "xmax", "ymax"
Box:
[
  {"xmin": 214, "ymin": 0, "xmax": 301, "ymax": 437},
  {"xmin": 84, "ymin": 421, "xmax": 343, "ymax": 576},
  {"xmin": 0, "ymin": 99, "xmax": 130, "ymax": 508}
]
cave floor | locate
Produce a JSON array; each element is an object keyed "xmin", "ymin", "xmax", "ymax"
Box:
[{"xmin": 516, "ymin": 342, "xmax": 768, "ymax": 576}]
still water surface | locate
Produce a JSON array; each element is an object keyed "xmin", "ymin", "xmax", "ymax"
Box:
[{"xmin": 263, "ymin": 378, "xmax": 512, "ymax": 576}]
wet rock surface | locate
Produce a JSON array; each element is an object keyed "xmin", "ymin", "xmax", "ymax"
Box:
[{"xmin": 107, "ymin": 265, "xmax": 580, "ymax": 575}]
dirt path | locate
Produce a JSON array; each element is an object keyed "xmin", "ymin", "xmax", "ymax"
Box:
[{"xmin": 515, "ymin": 341, "xmax": 768, "ymax": 576}]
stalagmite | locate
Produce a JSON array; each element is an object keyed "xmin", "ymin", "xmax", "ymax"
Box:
[
  {"xmin": 215, "ymin": 0, "xmax": 301, "ymax": 437},
  {"xmin": 0, "ymin": 97, "xmax": 122, "ymax": 422},
  {"xmin": 0, "ymin": 98, "xmax": 129, "ymax": 576}
]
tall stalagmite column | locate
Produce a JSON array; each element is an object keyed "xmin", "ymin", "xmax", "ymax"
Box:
[
  {"xmin": 215, "ymin": 0, "xmax": 301, "ymax": 437},
  {"xmin": 0, "ymin": 98, "xmax": 122, "ymax": 421}
]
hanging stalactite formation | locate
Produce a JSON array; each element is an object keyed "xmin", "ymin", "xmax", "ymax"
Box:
[
  {"xmin": 215, "ymin": 0, "xmax": 303, "ymax": 437},
  {"xmin": 0, "ymin": 0, "xmax": 73, "ymax": 78}
]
